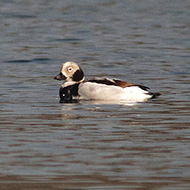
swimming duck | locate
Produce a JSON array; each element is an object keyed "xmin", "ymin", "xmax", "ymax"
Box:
[{"xmin": 54, "ymin": 61, "xmax": 160, "ymax": 103}]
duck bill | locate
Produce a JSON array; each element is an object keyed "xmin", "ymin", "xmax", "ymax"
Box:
[{"xmin": 54, "ymin": 72, "xmax": 66, "ymax": 80}]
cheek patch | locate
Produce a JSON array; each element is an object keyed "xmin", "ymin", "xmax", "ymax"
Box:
[{"xmin": 72, "ymin": 69, "xmax": 84, "ymax": 81}]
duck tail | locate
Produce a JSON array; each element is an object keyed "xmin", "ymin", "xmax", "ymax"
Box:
[{"xmin": 149, "ymin": 92, "xmax": 161, "ymax": 99}]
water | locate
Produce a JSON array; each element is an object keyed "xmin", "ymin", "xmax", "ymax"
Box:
[{"xmin": 0, "ymin": 0, "xmax": 190, "ymax": 189}]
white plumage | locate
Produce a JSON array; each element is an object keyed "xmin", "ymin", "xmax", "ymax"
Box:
[{"xmin": 78, "ymin": 82, "xmax": 151, "ymax": 101}]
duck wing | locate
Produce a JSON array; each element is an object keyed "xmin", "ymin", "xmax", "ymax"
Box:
[
  {"xmin": 86, "ymin": 77, "xmax": 133, "ymax": 87},
  {"xmin": 86, "ymin": 77, "xmax": 149, "ymax": 90}
]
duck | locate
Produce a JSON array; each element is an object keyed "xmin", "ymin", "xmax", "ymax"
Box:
[{"xmin": 54, "ymin": 61, "xmax": 160, "ymax": 103}]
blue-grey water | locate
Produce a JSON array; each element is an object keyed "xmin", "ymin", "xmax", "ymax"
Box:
[{"xmin": 0, "ymin": 0, "xmax": 190, "ymax": 189}]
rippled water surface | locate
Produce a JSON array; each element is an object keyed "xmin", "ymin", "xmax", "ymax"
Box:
[{"xmin": 0, "ymin": 0, "xmax": 190, "ymax": 189}]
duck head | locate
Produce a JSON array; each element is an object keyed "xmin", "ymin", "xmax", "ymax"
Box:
[{"xmin": 54, "ymin": 61, "xmax": 84, "ymax": 82}]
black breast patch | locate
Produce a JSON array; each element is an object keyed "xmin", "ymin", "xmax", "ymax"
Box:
[{"xmin": 59, "ymin": 83, "xmax": 79, "ymax": 103}]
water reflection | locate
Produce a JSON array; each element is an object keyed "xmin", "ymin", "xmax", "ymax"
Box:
[{"xmin": 60, "ymin": 99, "xmax": 139, "ymax": 106}]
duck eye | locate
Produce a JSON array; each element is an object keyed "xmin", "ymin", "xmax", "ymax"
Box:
[{"xmin": 68, "ymin": 67, "xmax": 73, "ymax": 72}]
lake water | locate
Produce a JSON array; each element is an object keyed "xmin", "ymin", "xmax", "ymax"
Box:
[{"xmin": 0, "ymin": 0, "xmax": 190, "ymax": 189}]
